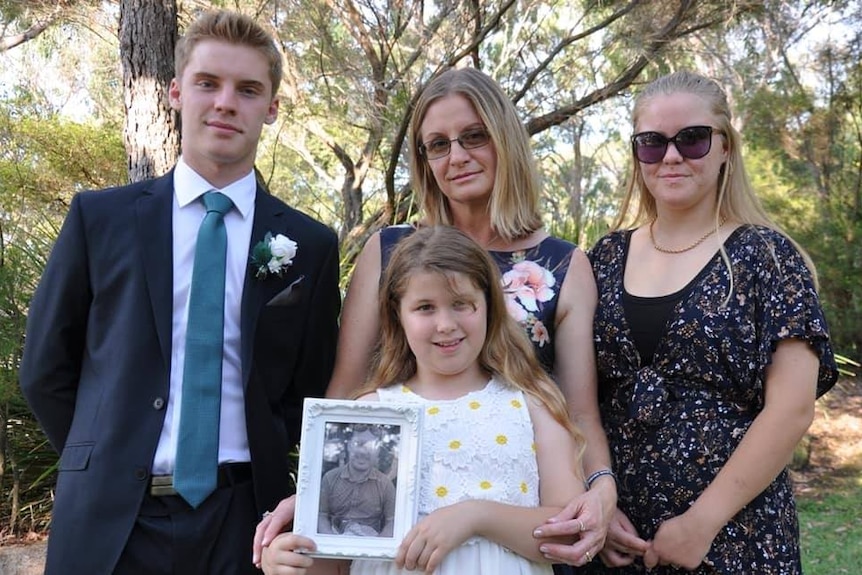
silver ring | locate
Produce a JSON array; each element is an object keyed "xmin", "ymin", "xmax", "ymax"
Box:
[
  {"xmin": 585, "ymin": 550, "xmax": 592, "ymax": 563},
  {"xmin": 262, "ymin": 510, "xmax": 272, "ymax": 519},
  {"xmin": 577, "ymin": 519, "xmax": 585, "ymax": 532}
]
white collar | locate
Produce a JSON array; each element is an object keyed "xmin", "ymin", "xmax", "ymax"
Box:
[{"xmin": 173, "ymin": 157, "xmax": 256, "ymax": 218}]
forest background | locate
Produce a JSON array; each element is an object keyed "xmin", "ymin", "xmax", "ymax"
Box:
[{"xmin": 0, "ymin": 0, "xmax": 860, "ymax": 550}]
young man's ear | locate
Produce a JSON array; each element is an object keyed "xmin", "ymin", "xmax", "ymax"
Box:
[
  {"xmin": 168, "ymin": 78, "xmax": 182, "ymax": 111},
  {"xmin": 265, "ymin": 97, "xmax": 280, "ymax": 125}
]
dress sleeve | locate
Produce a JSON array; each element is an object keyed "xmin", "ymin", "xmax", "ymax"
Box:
[{"xmin": 755, "ymin": 230, "xmax": 838, "ymax": 397}]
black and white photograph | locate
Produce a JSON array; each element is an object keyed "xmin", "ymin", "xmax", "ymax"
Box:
[
  {"xmin": 293, "ymin": 399, "xmax": 422, "ymax": 560},
  {"xmin": 317, "ymin": 421, "xmax": 400, "ymax": 538}
]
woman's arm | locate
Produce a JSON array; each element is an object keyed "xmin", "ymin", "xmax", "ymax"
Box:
[
  {"xmin": 644, "ymin": 338, "xmax": 819, "ymax": 569},
  {"xmin": 537, "ymin": 248, "xmax": 620, "ymax": 563},
  {"xmin": 325, "ymin": 233, "xmax": 383, "ymax": 399}
]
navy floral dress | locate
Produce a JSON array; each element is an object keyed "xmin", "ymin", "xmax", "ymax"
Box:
[
  {"xmin": 381, "ymin": 225, "xmax": 575, "ymax": 372},
  {"xmin": 587, "ymin": 225, "xmax": 837, "ymax": 574}
]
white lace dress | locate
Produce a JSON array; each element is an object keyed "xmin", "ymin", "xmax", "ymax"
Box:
[{"xmin": 350, "ymin": 378, "xmax": 552, "ymax": 575}]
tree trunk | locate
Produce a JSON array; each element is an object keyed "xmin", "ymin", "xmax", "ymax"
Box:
[
  {"xmin": 0, "ymin": 403, "xmax": 6, "ymax": 491},
  {"xmin": 119, "ymin": 0, "xmax": 180, "ymax": 182}
]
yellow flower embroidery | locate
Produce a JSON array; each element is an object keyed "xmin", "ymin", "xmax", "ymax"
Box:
[
  {"xmin": 480, "ymin": 480, "xmax": 492, "ymax": 490},
  {"xmin": 520, "ymin": 482, "xmax": 528, "ymax": 493},
  {"xmin": 436, "ymin": 486, "xmax": 448, "ymax": 498},
  {"xmin": 531, "ymin": 442, "xmax": 537, "ymax": 452},
  {"xmin": 510, "ymin": 399, "xmax": 522, "ymax": 408},
  {"xmin": 428, "ymin": 406, "xmax": 440, "ymax": 415},
  {"xmin": 401, "ymin": 385, "xmax": 410, "ymax": 393},
  {"xmin": 496, "ymin": 435, "xmax": 507, "ymax": 445},
  {"xmin": 449, "ymin": 440, "xmax": 461, "ymax": 450},
  {"xmin": 469, "ymin": 401, "xmax": 481, "ymax": 410}
]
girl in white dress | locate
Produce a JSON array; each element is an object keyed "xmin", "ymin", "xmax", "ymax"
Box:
[{"xmin": 261, "ymin": 226, "xmax": 586, "ymax": 575}]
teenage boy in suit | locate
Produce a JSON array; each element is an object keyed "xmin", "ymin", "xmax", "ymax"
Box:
[{"xmin": 19, "ymin": 10, "xmax": 340, "ymax": 574}]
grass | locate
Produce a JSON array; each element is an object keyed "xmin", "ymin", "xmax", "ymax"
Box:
[{"xmin": 799, "ymin": 481, "xmax": 862, "ymax": 574}]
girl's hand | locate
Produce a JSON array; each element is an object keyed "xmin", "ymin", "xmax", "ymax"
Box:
[
  {"xmin": 260, "ymin": 533, "xmax": 316, "ymax": 575},
  {"xmin": 643, "ymin": 511, "xmax": 713, "ymax": 570},
  {"xmin": 599, "ymin": 508, "xmax": 648, "ymax": 567},
  {"xmin": 397, "ymin": 502, "xmax": 476, "ymax": 573}
]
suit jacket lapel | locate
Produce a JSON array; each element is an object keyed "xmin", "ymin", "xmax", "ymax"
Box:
[
  {"xmin": 241, "ymin": 187, "xmax": 286, "ymax": 387},
  {"xmin": 137, "ymin": 172, "xmax": 175, "ymax": 372}
]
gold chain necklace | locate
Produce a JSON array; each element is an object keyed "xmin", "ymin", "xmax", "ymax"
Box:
[{"xmin": 649, "ymin": 216, "xmax": 728, "ymax": 254}]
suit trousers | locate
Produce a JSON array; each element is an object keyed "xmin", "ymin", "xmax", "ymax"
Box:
[{"xmin": 114, "ymin": 477, "xmax": 258, "ymax": 575}]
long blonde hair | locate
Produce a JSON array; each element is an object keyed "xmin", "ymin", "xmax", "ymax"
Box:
[
  {"xmin": 357, "ymin": 226, "xmax": 582, "ymax": 446},
  {"xmin": 615, "ymin": 70, "xmax": 818, "ymax": 287},
  {"xmin": 408, "ymin": 68, "xmax": 542, "ymax": 242}
]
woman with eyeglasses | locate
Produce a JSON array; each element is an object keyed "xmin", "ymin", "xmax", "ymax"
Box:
[
  {"xmin": 536, "ymin": 70, "xmax": 837, "ymax": 573},
  {"xmin": 251, "ymin": 67, "xmax": 613, "ymax": 573}
]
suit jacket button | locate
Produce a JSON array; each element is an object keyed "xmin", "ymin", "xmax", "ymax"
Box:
[
  {"xmin": 152, "ymin": 397, "xmax": 165, "ymax": 410},
  {"xmin": 135, "ymin": 467, "xmax": 149, "ymax": 481}
]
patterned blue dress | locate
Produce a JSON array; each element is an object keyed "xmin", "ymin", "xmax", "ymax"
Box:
[
  {"xmin": 587, "ymin": 225, "xmax": 837, "ymax": 574},
  {"xmin": 381, "ymin": 225, "xmax": 575, "ymax": 373}
]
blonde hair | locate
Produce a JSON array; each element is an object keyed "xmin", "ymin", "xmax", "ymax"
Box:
[
  {"xmin": 357, "ymin": 226, "xmax": 582, "ymax": 446},
  {"xmin": 175, "ymin": 10, "xmax": 283, "ymax": 97},
  {"xmin": 408, "ymin": 68, "xmax": 543, "ymax": 242},
  {"xmin": 616, "ymin": 70, "xmax": 818, "ymax": 287}
]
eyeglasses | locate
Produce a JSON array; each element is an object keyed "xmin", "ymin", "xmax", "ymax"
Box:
[
  {"xmin": 419, "ymin": 128, "xmax": 491, "ymax": 160},
  {"xmin": 631, "ymin": 125, "xmax": 719, "ymax": 164},
  {"xmin": 349, "ymin": 439, "xmax": 380, "ymax": 450}
]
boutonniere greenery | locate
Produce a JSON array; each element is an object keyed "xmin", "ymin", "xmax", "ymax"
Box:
[{"xmin": 250, "ymin": 232, "xmax": 297, "ymax": 279}]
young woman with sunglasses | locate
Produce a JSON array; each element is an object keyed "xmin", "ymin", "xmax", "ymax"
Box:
[
  {"xmin": 536, "ymin": 70, "xmax": 837, "ymax": 573},
  {"xmin": 252, "ymin": 67, "xmax": 614, "ymax": 573}
]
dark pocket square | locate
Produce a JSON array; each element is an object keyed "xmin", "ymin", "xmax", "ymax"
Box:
[{"xmin": 267, "ymin": 275, "xmax": 305, "ymax": 306}]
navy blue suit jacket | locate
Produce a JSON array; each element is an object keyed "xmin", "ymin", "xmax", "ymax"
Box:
[{"xmin": 19, "ymin": 172, "xmax": 340, "ymax": 574}]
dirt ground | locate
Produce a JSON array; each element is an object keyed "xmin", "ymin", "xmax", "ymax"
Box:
[
  {"xmin": 1, "ymin": 378, "xmax": 859, "ymax": 574},
  {"xmin": 791, "ymin": 376, "xmax": 862, "ymax": 498}
]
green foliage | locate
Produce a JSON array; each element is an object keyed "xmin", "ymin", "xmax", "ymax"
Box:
[{"xmin": 0, "ymin": 94, "xmax": 127, "ymax": 538}]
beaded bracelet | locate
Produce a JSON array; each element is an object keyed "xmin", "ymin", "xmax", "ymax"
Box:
[{"xmin": 586, "ymin": 468, "xmax": 617, "ymax": 490}]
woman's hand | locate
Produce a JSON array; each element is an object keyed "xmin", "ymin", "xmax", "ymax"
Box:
[
  {"xmin": 532, "ymin": 481, "xmax": 618, "ymax": 566},
  {"xmin": 643, "ymin": 510, "xmax": 714, "ymax": 570},
  {"xmin": 260, "ymin": 533, "xmax": 316, "ymax": 575},
  {"xmin": 531, "ymin": 491, "xmax": 593, "ymax": 566},
  {"xmin": 598, "ymin": 508, "xmax": 648, "ymax": 567},
  {"xmin": 253, "ymin": 496, "xmax": 297, "ymax": 568}
]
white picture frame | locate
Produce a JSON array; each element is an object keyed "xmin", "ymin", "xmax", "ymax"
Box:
[{"xmin": 293, "ymin": 398, "xmax": 423, "ymax": 560}]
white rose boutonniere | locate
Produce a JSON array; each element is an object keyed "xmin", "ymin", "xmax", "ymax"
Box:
[{"xmin": 251, "ymin": 232, "xmax": 297, "ymax": 279}]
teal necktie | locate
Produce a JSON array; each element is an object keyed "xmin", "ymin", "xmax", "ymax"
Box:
[{"xmin": 174, "ymin": 191, "xmax": 234, "ymax": 508}]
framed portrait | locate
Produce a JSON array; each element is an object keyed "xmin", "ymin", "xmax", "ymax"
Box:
[{"xmin": 293, "ymin": 398, "xmax": 423, "ymax": 560}]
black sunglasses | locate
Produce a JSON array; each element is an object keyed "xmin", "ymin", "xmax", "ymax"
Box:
[
  {"xmin": 419, "ymin": 128, "xmax": 491, "ymax": 160},
  {"xmin": 631, "ymin": 125, "xmax": 719, "ymax": 164}
]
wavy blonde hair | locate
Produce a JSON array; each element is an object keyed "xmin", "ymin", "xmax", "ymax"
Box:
[
  {"xmin": 175, "ymin": 10, "xmax": 283, "ymax": 97},
  {"xmin": 356, "ymin": 226, "xmax": 582, "ymax": 447},
  {"xmin": 408, "ymin": 68, "xmax": 542, "ymax": 242},
  {"xmin": 615, "ymin": 70, "xmax": 818, "ymax": 288}
]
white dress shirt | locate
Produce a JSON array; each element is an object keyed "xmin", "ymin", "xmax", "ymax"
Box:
[{"xmin": 152, "ymin": 157, "xmax": 256, "ymax": 474}]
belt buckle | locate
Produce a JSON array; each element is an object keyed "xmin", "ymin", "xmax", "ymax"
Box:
[{"xmin": 150, "ymin": 475, "xmax": 177, "ymax": 497}]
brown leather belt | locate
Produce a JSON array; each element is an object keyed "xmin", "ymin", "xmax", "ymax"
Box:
[{"xmin": 149, "ymin": 463, "xmax": 252, "ymax": 497}]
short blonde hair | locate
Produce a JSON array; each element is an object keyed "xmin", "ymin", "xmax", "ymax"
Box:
[
  {"xmin": 408, "ymin": 68, "xmax": 542, "ymax": 242},
  {"xmin": 175, "ymin": 10, "xmax": 283, "ymax": 97}
]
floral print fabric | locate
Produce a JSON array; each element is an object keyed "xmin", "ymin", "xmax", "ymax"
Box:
[
  {"xmin": 586, "ymin": 225, "xmax": 837, "ymax": 574},
  {"xmin": 380, "ymin": 225, "xmax": 575, "ymax": 373}
]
